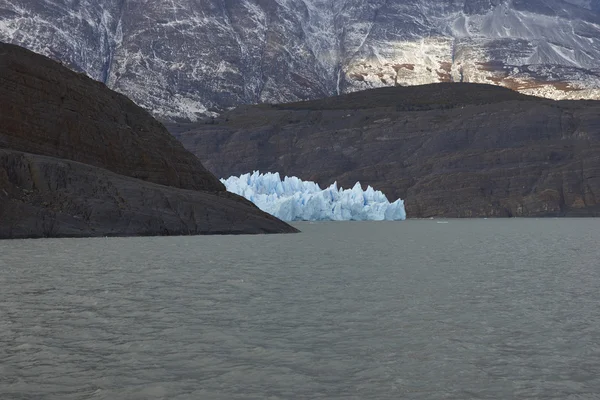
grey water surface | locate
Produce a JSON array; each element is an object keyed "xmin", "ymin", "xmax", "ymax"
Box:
[{"xmin": 1, "ymin": 220, "xmax": 600, "ymax": 399}]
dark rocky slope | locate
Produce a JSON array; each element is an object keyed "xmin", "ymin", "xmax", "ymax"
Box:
[
  {"xmin": 171, "ymin": 83, "xmax": 600, "ymax": 218},
  {"xmin": 0, "ymin": 41, "xmax": 222, "ymax": 192},
  {"xmin": 0, "ymin": 42, "xmax": 297, "ymax": 238},
  {"xmin": 0, "ymin": 150, "xmax": 292, "ymax": 238}
]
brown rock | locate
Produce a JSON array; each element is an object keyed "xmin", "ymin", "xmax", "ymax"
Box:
[
  {"xmin": 0, "ymin": 42, "xmax": 297, "ymax": 237},
  {"xmin": 171, "ymin": 83, "xmax": 600, "ymax": 218},
  {"xmin": 0, "ymin": 42, "xmax": 222, "ymax": 192}
]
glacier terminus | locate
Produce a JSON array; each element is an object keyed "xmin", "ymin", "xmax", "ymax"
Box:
[{"xmin": 222, "ymin": 171, "xmax": 406, "ymax": 221}]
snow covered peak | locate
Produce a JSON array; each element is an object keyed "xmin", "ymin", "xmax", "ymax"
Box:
[{"xmin": 222, "ymin": 171, "xmax": 406, "ymax": 221}]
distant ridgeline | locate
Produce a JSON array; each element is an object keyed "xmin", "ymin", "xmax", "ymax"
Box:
[
  {"xmin": 222, "ymin": 172, "xmax": 406, "ymax": 221},
  {"xmin": 173, "ymin": 83, "xmax": 600, "ymax": 218}
]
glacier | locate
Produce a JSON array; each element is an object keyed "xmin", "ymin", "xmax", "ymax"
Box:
[{"xmin": 221, "ymin": 171, "xmax": 406, "ymax": 221}]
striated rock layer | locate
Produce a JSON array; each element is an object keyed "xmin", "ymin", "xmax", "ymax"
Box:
[
  {"xmin": 0, "ymin": 42, "xmax": 297, "ymax": 238},
  {"xmin": 172, "ymin": 83, "xmax": 600, "ymax": 218},
  {"xmin": 0, "ymin": 150, "xmax": 293, "ymax": 238},
  {"xmin": 2, "ymin": 1, "xmax": 600, "ymax": 120}
]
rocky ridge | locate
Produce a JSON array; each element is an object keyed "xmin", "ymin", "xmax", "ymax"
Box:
[
  {"xmin": 1, "ymin": 0, "xmax": 600, "ymax": 120},
  {"xmin": 0, "ymin": 42, "xmax": 297, "ymax": 238},
  {"xmin": 171, "ymin": 83, "xmax": 600, "ymax": 218}
]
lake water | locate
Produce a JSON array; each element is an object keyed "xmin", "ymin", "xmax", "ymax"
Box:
[{"xmin": 1, "ymin": 220, "xmax": 600, "ymax": 399}]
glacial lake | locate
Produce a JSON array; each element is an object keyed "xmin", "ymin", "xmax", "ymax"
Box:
[{"xmin": 1, "ymin": 219, "xmax": 599, "ymax": 399}]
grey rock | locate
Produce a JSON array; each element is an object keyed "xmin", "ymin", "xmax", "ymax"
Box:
[
  {"xmin": 2, "ymin": 1, "xmax": 600, "ymax": 120},
  {"xmin": 0, "ymin": 150, "xmax": 297, "ymax": 238},
  {"xmin": 0, "ymin": 42, "xmax": 298, "ymax": 238},
  {"xmin": 171, "ymin": 83, "xmax": 600, "ymax": 218}
]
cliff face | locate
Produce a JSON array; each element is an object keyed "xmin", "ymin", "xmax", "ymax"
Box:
[
  {"xmin": 171, "ymin": 83, "xmax": 600, "ymax": 218},
  {"xmin": 0, "ymin": 42, "xmax": 297, "ymax": 238},
  {"xmin": 2, "ymin": 0, "xmax": 600, "ymax": 121}
]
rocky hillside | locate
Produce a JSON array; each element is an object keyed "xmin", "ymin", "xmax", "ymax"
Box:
[
  {"xmin": 0, "ymin": 42, "xmax": 297, "ymax": 238},
  {"xmin": 1, "ymin": 41, "xmax": 223, "ymax": 192},
  {"xmin": 171, "ymin": 83, "xmax": 600, "ymax": 218},
  {"xmin": 1, "ymin": 0, "xmax": 600, "ymax": 120}
]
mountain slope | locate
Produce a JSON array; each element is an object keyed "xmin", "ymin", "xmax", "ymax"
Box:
[
  {"xmin": 0, "ymin": 42, "xmax": 297, "ymax": 237},
  {"xmin": 0, "ymin": 41, "xmax": 223, "ymax": 192},
  {"xmin": 170, "ymin": 83, "xmax": 600, "ymax": 218},
  {"xmin": 2, "ymin": 0, "xmax": 600, "ymax": 120}
]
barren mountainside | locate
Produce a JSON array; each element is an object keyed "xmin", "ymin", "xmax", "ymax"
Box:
[
  {"xmin": 171, "ymin": 83, "xmax": 600, "ymax": 218},
  {"xmin": 0, "ymin": 42, "xmax": 296, "ymax": 237},
  {"xmin": 0, "ymin": 41, "xmax": 224, "ymax": 192},
  {"xmin": 2, "ymin": 0, "xmax": 600, "ymax": 120}
]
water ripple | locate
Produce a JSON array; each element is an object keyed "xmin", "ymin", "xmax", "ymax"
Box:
[{"xmin": 1, "ymin": 220, "xmax": 600, "ymax": 399}]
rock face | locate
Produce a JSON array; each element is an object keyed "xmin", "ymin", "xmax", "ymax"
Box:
[
  {"xmin": 2, "ymin": 0, "xmax": 600, "ymax": 120},
  {"xmin": 0, "ymin": 150, "xmax": 294, "ymax": 238},
  {"xmin": 171, "ymin": 83, "xmax": 600, "ymax": 218},
  {"xmin": 0, "ymin": 42, "xmax": 297, "ymax": 238}
]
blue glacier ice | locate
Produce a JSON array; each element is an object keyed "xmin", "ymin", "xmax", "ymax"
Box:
[{"xmin": 221, "ymin": 171, "xmax": 406, "ymax": 221}]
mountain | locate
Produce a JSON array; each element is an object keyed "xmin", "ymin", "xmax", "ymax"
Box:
[
  {"xmin": 169, "ymin": 83, "xmax": 600, "ymax": 218},
  {"xmin": 2, "ymin": 0, "xmax": 600, "ymax": 120},
  {"xmin": 0, "ymin": 42, "xmax": 297, "ymax": 238}
]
